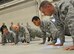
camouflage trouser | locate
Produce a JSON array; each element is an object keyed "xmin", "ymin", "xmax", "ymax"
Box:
[{"xmin": 51, "ymin": 30, "xmax": 65, "ymax": 44}]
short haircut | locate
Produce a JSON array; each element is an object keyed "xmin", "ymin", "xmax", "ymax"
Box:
[
  {"xmin": 39, "ymin": 1, "xmax": 52, "ymax": 10},
  {"xmin": 3, "ymin": 27, "xmax": 8, "ymax": 30},
  {"xmin": 32, "ymin": 16, "xmax": 40, "ymax": 22}
]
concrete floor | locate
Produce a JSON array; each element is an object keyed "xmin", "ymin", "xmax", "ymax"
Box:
[{"xmin": 0, "ymin": 36, "xmax": 74, "ymax": 54}]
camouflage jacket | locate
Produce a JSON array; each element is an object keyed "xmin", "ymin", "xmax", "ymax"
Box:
[{"xmin": 55, "ymin": 0, "xmax": 74, "ymax": 35}]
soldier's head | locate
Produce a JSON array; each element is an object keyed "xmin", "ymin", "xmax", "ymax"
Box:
[
  {"xmin": 32, "ymin": 16, "xmax": 41, "ymax": 26},
  {"xmin": 3, "ymin": 28, "xmax": 9, "ymax": 34},
  {"xmin": 39, "ymin": 1, "xmax": 55, "ymax": 16},
  {"xmin": 12, "ymin": 25, "xmax": 20, "ymax": 32},
  {"xmin": 11, "ymin": 22, "xmax": 13, "ymax": 25}
]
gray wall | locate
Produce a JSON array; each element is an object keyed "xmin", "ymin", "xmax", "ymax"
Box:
[{"xmin": 0, "ymin": 0, "xmax": 39, "ymax": 27}]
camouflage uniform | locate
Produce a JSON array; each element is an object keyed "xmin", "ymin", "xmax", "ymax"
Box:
[
  {"xmin": 24, "ymin": 26, "xmax": 30, "ymax": 43},
  {"xmin": 2, "ymin": 31, "xmax": 15, "ymax": 45},
  {"xmin": 49, "ymin": 16, "xmax": 65, "ymax": 44},
  {"xmin": 40, "ymin": 15, "xmax": 65, "ymax": 44},
  {"xmin": 60, "ymin": 0, "xmax": 74, "ymax": 45},
  {"xmin": 18, "ymin": 25, "xmax": 25, "ymax": 42},
  {"xmin": 54, "ymin": 0, "xmax": 74, "ymax": 45},
  {"xmin": 40, "ymin": 19, "xmax": 52, "ymax": 44},
  {"xmin": 14, "ymin": 25, "xmax": 30, "ymax": 44},
  {"xmin": 26, "ymin": 26, "xmax": 36, "ymax": 41}
]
